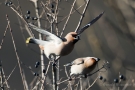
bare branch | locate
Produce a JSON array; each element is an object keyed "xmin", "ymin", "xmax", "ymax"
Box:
[
  {"xmin": 86, "ymin": 73, "xmax": 101, "ymax": 90},
  {"xmin": 60, "ymin": 0, "xmax": 77, "ymax": 37},
  {"xmin": 30, "ymin": 0, "xmax": 45, "ymax": 90},
  {"xmin": 3, "ymin": 64, "xmax": 17, "ymax": 85},
  {"xmin": 74, "ymin": 0, "xmax": 91, "ymax": 32},
  {"xmin": 57, "ymin": 2, "xmax": 85, "ymax": 24},
  {"xmin": 0, "ymin": 25, "xmax": 8, "ymax": 50},
  {"xmin": 6, "ymin": 15, "xmax": 27, "ymax": 90},
  {"xmin": 10, "ymin": 7, "xmax": 34, "ymax": 37}
]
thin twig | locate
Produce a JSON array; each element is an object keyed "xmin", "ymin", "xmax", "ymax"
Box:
[
  {"xmin": 52, "ymin": 0, "xmax": 59, "ymax": 35},
  {"xmin": 10, "ymin": 7, "xmax": 34, "ymax": 37},
  {"xmin": 6, "ymin": 15, "xmax": 27, "ymax": 90},
  {"xmin": 64, "ymin": 66, "xmax": 69, "ymax": 78},
  {"xmin": 52, "ymin": 62, "xmax": 57, "ymax": 90},
  {"xmin": 16, "ymin": 0, "xmax": 23, "ymax": 15},
  {"xmin": 57, "ymin": 2, "xmax": 85, "ymax": 24},
  {"xmin": 80, "ymin": 78, "xmax": 83, "ymax": 90},
  {"xmin": 74, "ymin": 80, "xmax": 80, "ymax": 90},
  {"xmin": 53, "ymin": 1, "xmax": 60, "ymax": 89},
  {"xmin": 0, "ymin": 60, "xmax": 10, "ymax": 89},
  {"xmin": 30, "ymin": 0, "xmax": 45, "ymax": 90},
  {"xmin": 75, "ymin": 0, "xmax": 91, "ymax": 32},
  {"xmin": 41, "ymin": 61, "xmax": 51, "ymax": 89},
  {"xmin": 86, "ymin": 73, "xmax": 101, "ymax": 90},
  {"xmin": 16, "ymin": 15, "xmax": 27, "ymax": 45},
  {"xmin": 60, "ymin": 0, "xmax": 77, "ymax": 37},
  {"xmin": 0, "ymin": 25, "xmax": 8, "ymax": 50},
  {"xmin": 3, "ymin": 64, "xmax": 17, "ymax": 85},
  {"xmin": 40, "ymin": 1, "xmax": 51, "ymax": 23},
  {"xmin": 21, "ymin": 61, "xmax": 46, "ymax": 90}
]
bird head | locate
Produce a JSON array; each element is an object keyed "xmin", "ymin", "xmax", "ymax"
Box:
[
  {"xmin": 85, "ymin": 57, "xmax": 100, "ymax": 68},
  {"xmin": 65, "ymin": 32, "xmax": 80, "ymax": 43}
]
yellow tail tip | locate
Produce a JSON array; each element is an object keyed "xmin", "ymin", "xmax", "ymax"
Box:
[{"xmin": 26, "ymin": 37, "xmax": 32, "ymax": 43}]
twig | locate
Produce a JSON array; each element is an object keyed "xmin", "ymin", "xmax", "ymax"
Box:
[
  {"xmin": 57, "ymin": 2, "xmax": 85, "ymax": 24},
  {"xmin": 74, "ymin": 80, "xmax": 80, "ymax": 90},
  {"xmin": 3, "ymin": 64, "xmax": 17, "ymax": 85},
  {"xmin": 0, "ymin": 25, "xmax": 8, "ymax": 50},
  {"xmin": 52, "ymin": 64, "xmax": 57, "ymax": 90},
  {"xmin": 80, "ymin": 78, "xmax": 83, "ymax": 90},
  {"xmin": 16, "ymin": 15, "xmax": 27, "ymax": 45},
  {"xmin": 60, "ymin": 0, "xmax": 77, "ymax": 37},
  {"xmin": 62, "ymin": 83, "xmax": 69, "ymax": 90},
  {"xmin": 64, "ymin": 66, "xmax": 69, "ymax": 78},
  {"xmin": 66, "ymin": 1, "xmax": 82, "ymax": 15},
  {"xmin": 10, "ymin": 7, "xmax": 34, "ymax": 37},
  {"xmin": 54, "ymin": 0, "xmax": 59, "ymax": 35},
  {"xmin": 41, "ymin": 61, "xmax": 51, "ymax": 89},
  {"xmin": 6, "ymin": 15, "xmax": 27, "ymax": 90},
  {"xmin": 22, "ymin": 69, "xmax": 29, "ymax": 90},
  {"xmin": 0, "ymin": 60, "xmax": 10, "ymax": 89},
  {"xmin": 30, "ymin": 0, "xmax": 45, "ymax": 90},
  {"xmin": 68, "ymin": 82, "xmax": 73, "ymax": 90},
  {"xmin": 20, "ymin": 61, "xmax": 47, "ymax": 90},
  {"xmin": 74, "ymin": 0, "xmax": 91, "ymax": 32},
  {"xmin": 86, "ymin": 73, "xmax": 101, "ymax": 90},
  {"xmin": 16, "ymin": 0, "xmax": 23, "ymax": 15},
  {"xmin": 40, "ymin": 1, "xmax": 51, "ymax": 23}
]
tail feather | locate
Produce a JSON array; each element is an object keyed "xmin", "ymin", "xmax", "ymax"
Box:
[
  {"xmin": 26, "ymin": 37, "xmax": 35, "ymax": 44},
  {"xmin": 26, "ymin": 37, "xmax": 46, "ymax": 46}
]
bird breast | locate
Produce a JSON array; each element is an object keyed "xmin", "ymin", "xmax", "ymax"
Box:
[
  {"xmin": 70, "ymin": 63, "xmax": 96, "ymax": 75},
  {"xmin": 44, "ymin": 42, "xmax": 74, "ymax": 58},
  {"xmin": 70, "ymin": 64, "xmax": 85, "ymax": 75}
]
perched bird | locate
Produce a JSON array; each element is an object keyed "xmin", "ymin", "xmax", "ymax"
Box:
[
  {"xmin": 26, "ymin": 29, "xmax": 78, "ymax": 60},
  {"xmin": 64, "ymin": 57, "xmax": 100, "ymax": 76},
  {"xmin": 26, "ymin": 12, "xmax": 104, "ymax": 60}
]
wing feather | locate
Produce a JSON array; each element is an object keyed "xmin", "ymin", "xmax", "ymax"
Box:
[{"xmin": 29, "ymin": 23, "xmax": 62, "ymax": 43}]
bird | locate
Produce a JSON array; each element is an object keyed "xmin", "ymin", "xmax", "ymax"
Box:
[
  {"xmin": 26, "ymin": 12, "xmax": 104, "ymax": 60},
  {"xmin": 26, "ymin": 29, "xmax": 78, "ymax": 60},
  {"xmin": 64, "ymin": 57, "xmax": 100, "ymax": 76}
]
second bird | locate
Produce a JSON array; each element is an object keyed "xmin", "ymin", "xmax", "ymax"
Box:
[{"xmin": 64, "ymin": 57, "xmax": 100, "ymax": 76}]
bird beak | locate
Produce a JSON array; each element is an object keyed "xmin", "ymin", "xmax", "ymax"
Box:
[
  {"xmin": 95, "ymin": 58, "xmax": 100, "ymax": 61},
  {"xmin": 26, "ymin": 37, "xmax": 35, "ymax": 44}
]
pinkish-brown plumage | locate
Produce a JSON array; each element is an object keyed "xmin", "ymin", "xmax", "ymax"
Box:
[
  {"xmin": 64, "ymin": 57, "xmax": 100, "ymax": 76},
  {"xmin": 26, "ymin": 24, "xmax": 78, "ymax": 60}
]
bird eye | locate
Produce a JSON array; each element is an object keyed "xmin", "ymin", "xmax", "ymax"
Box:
[
  {"xmin": 95, "ymin": 58, "xmax": 100, "ymax": 61},
  {"xmin": 72, "ymin": 34, "xmax": 76, "ymax": 37}
]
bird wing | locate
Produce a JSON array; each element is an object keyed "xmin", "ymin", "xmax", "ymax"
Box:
[
  {"xmin": 76, "ymin": 11, "xmax": 104, "ymax": 35},
  {"xmin": 64, "ymin": 59, "xmax": 84, "ymax": 67},
  {"xmin": 73, "ymin": 58, "xmax": 84, "ymax": 65},
  {"xmin": 29, "ymin": 23, "xmax": 62, "ymax": 43}
]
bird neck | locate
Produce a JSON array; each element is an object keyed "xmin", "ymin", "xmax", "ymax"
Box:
[{"xmin": 85, "ymin": 59, "xmax": 97, "ymax": 68}]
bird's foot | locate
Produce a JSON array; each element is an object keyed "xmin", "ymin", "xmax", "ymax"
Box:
[{"xmin": 79, "ymin": 74, "xmax": 87, "ymax": 78}]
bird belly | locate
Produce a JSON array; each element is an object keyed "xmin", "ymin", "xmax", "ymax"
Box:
[
  {"xmin": 60, "ymin": 44, "xmax": 74, "ymax": 56},
  {"xmin": 70, "ymin": 65, "xmax": 84, "ymax": 75},
  {"xmin": 70, "ymin": 65, "xmax": 95, "ymax": 75},
  {"xmin": 44, "ymin": 43, "xmax": 74, "ymax": 58}
]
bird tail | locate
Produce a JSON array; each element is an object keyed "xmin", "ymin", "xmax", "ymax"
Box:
[
  {"xmin": 26, "ymin": 37, "xmax": 47, "ymax": 46},
  {"xmin": 26, "ymin": 37, "xmax": 34, "ymax": 43}
]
